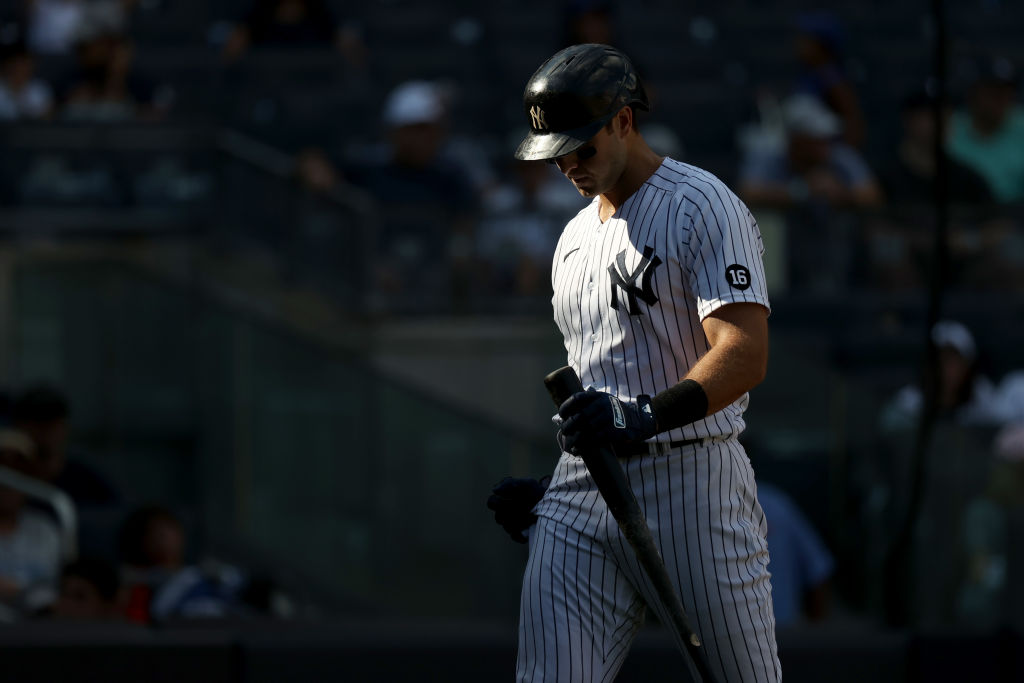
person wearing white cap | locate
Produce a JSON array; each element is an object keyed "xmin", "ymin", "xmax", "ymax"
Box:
[
  {"xmin": 342, "ymin": 80, "xmax": 479, "ymax": 306},
  {"xmin": 736, "ymin": 93, "xmax": 881, "ymax": 291},
  {"xmin": 737, "ymin": 93, "xmax": 882, "ymax": 208},
  {"xmin": 880, "ymin": 320, "xmax": 1012, "ymax": 433},
  {"xmin": 379, "ymin": 80, "xmax": 452, "ymax": 175}
]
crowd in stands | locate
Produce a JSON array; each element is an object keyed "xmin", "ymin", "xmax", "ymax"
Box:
[
  {"xmin": 866, "ymin": 319, "xmax": 1024, "ymax": 626},
  {"xmin": 221, "ymin": 0, "xmax": 366, "ymax": 67},
  {"xmin": 0, "ymin": 383, "xmax": 290, "ymax": 624},
  {"xmin": 4, "ymin": 0, "xmax": 169, "ymax": 122},
  {"xmin": 0, "ymin": 2, "xmax": 1019, "ymax": 305}
]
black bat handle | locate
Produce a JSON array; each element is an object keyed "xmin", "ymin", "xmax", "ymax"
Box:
[
  {"xmin": 544, "ymin": 366, "xmax": 584, "ymax": 405},
  {"xmin": 544, "ymin": 367, "xmax": 643, "ymax": 526},
  {"xmin": 543, "ymin": 366, "xmax": 719, "ymax": 683}
]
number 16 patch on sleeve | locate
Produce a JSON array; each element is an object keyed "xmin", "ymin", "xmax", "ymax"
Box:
[{"xmin": 725, "ymin": 264, "xmax": 751, "ymax": 290}]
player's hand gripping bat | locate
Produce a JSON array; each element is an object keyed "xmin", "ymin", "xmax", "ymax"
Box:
[{"xmin": 544, "ymin": 366, "xmax": 720, "ymax": 683}]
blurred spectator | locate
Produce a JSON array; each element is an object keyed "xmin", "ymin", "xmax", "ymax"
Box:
[
  {"xmin": 58, "ymin": 21, "xmax": 169, "ymax": 121},
  {"xmin": 340, "ymin": 80, "xmax": 479, "ymax": 306},
  {"xmin": 0, "ymin": 428, "xmax": 61, "ymax": 614},
  {"xmin": 956, "ymin": 422, "xmax": 1024, "ymax": 626},
  {"xmin": 738, "ymin": 94, "xmax": 882, "ymax": 208},
  {"xmin": 862, "ymin": 208, "xmax": 1020, "ymax": 292},
  {"xmin": 25, "ymin": 0, "xmax": 85, "ymax": 55},
  {"xmin": 119, "ymin": 505, "xmax": 185, "ymax": 571},
  {"xmin": 51, "ymin": 556, "xmax": 123, "ymax": 620},
  {"xmin": 222, "ymin": 0, "xmax": 366, "ymax": 67},
  {"xmin": 477, "ymin": 149, "xmax": 582, "ymax": 296},
  {"xmin": 12, "ymin": 383, "xmax": 119, "ymax": 506},
  {"xmin": 25, "ymin": 0, "xmax": 133, "ymax": 56},
  {"xmin": 880, "ymin": 88, "xmax": 992, "ymax": 205},
  {"xmin": 0, "ymin": 40, "xmax": 53, "ymax": 119},
  {"xmin": 792, "ymin": 11, "xmax": 865, "ymax": 149},
  {"xmin": 757, "ymin": 482, "xmax": 835, "ymax": 626},
  {"xmin": 118, "ymin": 505, "xmax": 284, "ymax": 623},
  {"xmin": 948, "ymin": 56, "xmax": 1024, "ymax": 204},
  {"xmin": 10, "ymin": 384, "xmax": 68, "ymax": 485},
  {"xmin": 295, "ymin": 80, "xmax": 490, "ymax": 306},
  {"xmin": 118, "ymin": 504, "xmax": 182, "ymax": 623},
  {"xmin": 867, "ymin": 86, "xmax": 1019, "ymax": 290},
  {"xmin": 880, "ymin": 321, "xmax": 1024, "ymax": 433}
]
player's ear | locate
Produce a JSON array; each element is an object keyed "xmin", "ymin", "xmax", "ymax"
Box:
[{"xmin": 613, "ymin": 106, "xmax": 634, "ymax": 138}]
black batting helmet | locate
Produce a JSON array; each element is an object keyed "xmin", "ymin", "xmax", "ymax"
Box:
[{"xmin": 515, "ymin": 43, "xmax": 649, "ymax": 161}]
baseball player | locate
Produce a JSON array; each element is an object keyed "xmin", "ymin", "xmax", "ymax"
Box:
[{"xmin": 488, "ymin": 44, "xmax": 780, "ymax": 682}]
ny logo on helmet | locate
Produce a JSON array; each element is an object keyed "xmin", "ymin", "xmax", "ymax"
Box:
[{"xmin": 529, "ymin": 106, "xmax": 548, "ymax": 131}]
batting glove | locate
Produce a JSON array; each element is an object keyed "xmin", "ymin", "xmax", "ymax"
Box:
[
  {"xmin": 557, "ymin": 389, "xmax": 658, "ymax": 456},
  {"xmin": 486, "ymin": 476, "xmax": 551, "ymax": 544}
]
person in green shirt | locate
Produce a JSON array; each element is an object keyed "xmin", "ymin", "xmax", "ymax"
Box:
[{"xmin": 948, "ymin": 56, "xmax": 1024, "ymax": 204}]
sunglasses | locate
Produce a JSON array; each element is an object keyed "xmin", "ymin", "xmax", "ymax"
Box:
[{"xmin": 548, "ymin": 144, "xmax": 597, "ymax": 165}]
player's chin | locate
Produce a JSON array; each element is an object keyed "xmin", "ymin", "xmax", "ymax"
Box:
[{"xmin": 570, "ymin": 179, "xmax": 597, "ymax": 197}]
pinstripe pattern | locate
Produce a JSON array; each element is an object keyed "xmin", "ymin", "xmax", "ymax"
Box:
[
  {"xmin": 523, "ymin": 442, "xmax": 780, "ymax": 682},
  {"xmin": 550, "ymin": 158, "xmax": 770, "ymax": 444},
  {"xmin": 518, "ymin": 158, "xmax": 779, "ymax": 681}
]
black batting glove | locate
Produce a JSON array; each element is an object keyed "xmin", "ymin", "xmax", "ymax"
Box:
[
  {"xmin": 487, "ymin": 476, "xmax": 551, "ymax": 544},
  {"xmin": 557, "ymin": 389, "xmax": 658, "ymax": 456}
]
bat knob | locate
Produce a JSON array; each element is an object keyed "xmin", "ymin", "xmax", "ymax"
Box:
[{"xmin": 544, "ymin": 366, "xmax": 584, "ymax": 406}]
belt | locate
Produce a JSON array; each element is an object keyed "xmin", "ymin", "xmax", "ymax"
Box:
[{"xmin": 615, "ymin": 437, "xmax": 705, "ymax": 457}]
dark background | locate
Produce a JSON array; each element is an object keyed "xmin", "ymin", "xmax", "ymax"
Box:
[{"xmin": 0, "ymin": 0, "xmax": 1022, "ymax": 680}]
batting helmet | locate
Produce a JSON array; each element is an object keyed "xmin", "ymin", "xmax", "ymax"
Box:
[{"xmin": 515, "ymin": 43, "xmax": 649, "ymax": 161}]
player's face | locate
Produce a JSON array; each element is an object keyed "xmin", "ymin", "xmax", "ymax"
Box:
[{"xmin": 550, "ymin": 123, "xmax": 625, "ymax": 198}]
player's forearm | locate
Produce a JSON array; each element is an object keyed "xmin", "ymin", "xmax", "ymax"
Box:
[
  {"xmin": 683, "ymin": 334, "xmax": 768, "ymax": 415},
  {"xmin": 645, "ymin": 333, "xmax": 767, "ymax": 434},
  {"xmin": 652, "ymin": 303, "xmax": 769, "ymax": 428}
]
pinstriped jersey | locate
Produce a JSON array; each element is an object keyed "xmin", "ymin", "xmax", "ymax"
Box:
[{"xmin": 550, "ymin": 157, "xmax": 770, "ymax": 442}]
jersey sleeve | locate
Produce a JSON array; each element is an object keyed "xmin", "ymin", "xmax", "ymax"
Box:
[{"xmin": 682, "ymin": 179, "xmax": 771, "ymax": 320}]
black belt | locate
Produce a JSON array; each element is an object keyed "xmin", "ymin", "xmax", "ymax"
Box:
[{"xmin": 615, "ymin": 438, "xmax": 704, "ymax": 457}]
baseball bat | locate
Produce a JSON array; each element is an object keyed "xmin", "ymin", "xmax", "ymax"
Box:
[{"xmin": 545, "ymin": 366, "xmax": 719, "ymax": 683}]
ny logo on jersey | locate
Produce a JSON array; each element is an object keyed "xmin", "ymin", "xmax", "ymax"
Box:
[
  {"xmin": 529, "ymin": 105, "xmax": 548, "ymax": 131},
  {"xmin": 608, "ymin": 246, "xmax": 662, "ymax": 316}
]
